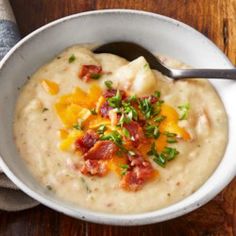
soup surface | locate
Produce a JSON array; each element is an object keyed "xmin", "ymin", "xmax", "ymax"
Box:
[{"xmin": 14, "ymin": 45, "xmax": 228, "ymax": 214}]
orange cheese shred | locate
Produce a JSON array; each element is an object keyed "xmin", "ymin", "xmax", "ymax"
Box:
[{"xmin": 41, "ymin": 79, "xmax": 59, "ymax": 95}]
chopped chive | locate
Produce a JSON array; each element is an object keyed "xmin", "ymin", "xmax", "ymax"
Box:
[
  {"xmin": 73, "ymin": 122, "xmax": 82, "ymax": 130},
  {"xmin": 108, "ymin": 90, "xmax": 122, "ymax": 108},
  {"xmin": 138, "ymin": 97, "xmax": 154, "ymax": 119},
  {"xmin": 154, "ymin": 91, "xmax": 161, "ymax": 98},
  {"xmin": 68, "ymin": 54, "xmax": 76, "ymax": 63},
  {"xmin": 164, "ymin": 131, "xmax": 177, "ymax": 137},
  {"xmin": 147, "ymin": 143, "xmax": 179, "ymax": 167},
  {"xmin": 118, "ymin": 113, "xmax": 131, "ymax": 127},
  {"xmin": 123, "ymin": 127, "xmax": 130, "ymax": 138},
  {"xmin": 120, "ymin": 164, "xmax": 129, "ymax": 176},
  {"xmin": 128, "ymin": 94, "xmax": 137, "ymax": 102},
  {"xmin": 178, "ymin": 103, "xmax": 190, "ymax": 120},
  {"xmin": 104, "ymin": 80, "xmax": 113, "ymax": 89},
  {"xmin": 90, "ymin": 108, "xmax": 97, "ymax": 115},
  {"xmin": 100, "ymin": 131, "xmax": 127, "ymax": 152},
  {"xmin": 163, "ymin": 147, "xmax": 179, "ymax": 161},
  {"xmin": 122, "ymin": 101, "xmax": 138, "ymax": 121},
  {"xmin": 90, "ymin": 73, "xmax": 102, "ymax": 80},
  {"xmin": 144, "ymin": 124, "xmax": 160, "ymax": 139},
  {"xmin": 154, "ymin": 115, "xmax": 166, "ymax": 123},
  {"xmin": 154, "ymin": 153, "xmax": 166, "ymax": 167},
  {"xmin": 167, "ymin": 138, "xmax": 177, "ymax": 143},
  {"xmin": 97, "ymin": 124, "xmax": 106, "ymax": 135}
]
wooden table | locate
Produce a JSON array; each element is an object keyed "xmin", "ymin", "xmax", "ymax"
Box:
[{"xmin": 1, "ymin": 0, "xmax": 236, "ymax": 235}]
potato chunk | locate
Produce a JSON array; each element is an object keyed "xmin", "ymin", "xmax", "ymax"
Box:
[{"xmin": 112, "ymin": 56, "xmax": 158, "ymax": 96}]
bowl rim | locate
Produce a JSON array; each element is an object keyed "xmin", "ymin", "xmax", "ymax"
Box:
[{"xmin": 0, "ymin": 9, "xmax": 234, "ymax": 225}]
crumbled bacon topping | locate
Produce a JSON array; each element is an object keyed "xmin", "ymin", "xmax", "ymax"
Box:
[
  {"xmin": 79, "ymin": 65, "xmax": 102, "ymax": 82},
  {"xmin": 142, "ymin": 95, "xmax": 159, "ymax": 104},
  {"xmin": 100, "ymin": 101, "xmax": 113, "ymax": 118},
  {"xmin": 123, "ymin": 121, "xmax": 145, "ymax": 147},
  {"xmin": 79, "ymin": 140, "xmax": 117, "ymax": 177},
  {"xmin": 75, "ymin": 130, "xmax": 99, "ymax": 153},
  {"xmin": 80, "ymin": 159, "xmax": 108, "ymax": 176},
  {"xmin": 120, "ymin": 153, "xmax": 155, "ymax": 191},
  {"xmin": 84, "ymin": 140, "xmax": 118, "ymax": 160},
  {"xmin": 103, "ymin": 89, "xmax": 126, "ymax": 99}
]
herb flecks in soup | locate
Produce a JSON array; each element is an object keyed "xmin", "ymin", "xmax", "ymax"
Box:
[{"xmin": 14, "ymin": 46, "xmax": 227, "ymax": 214}]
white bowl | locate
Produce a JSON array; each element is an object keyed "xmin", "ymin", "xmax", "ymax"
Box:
[{"xmin": 0, "ymin": 9, "xmax": 235, "ymax": 225}]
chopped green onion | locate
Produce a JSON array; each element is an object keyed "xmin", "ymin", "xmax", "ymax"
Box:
[
  {"xmin": 90, "ymin": 73, "xmax": 101, "ymax": 80},
  {"xmin": 156, "ymin": 100, "xmax": 164, "ymax": 106},
  {"xmin": 147, "ymin": 143, "xmax": 157, "ymax": 156},
  {"xmin": 97, "ymin": 124, "xmax": 106, "ymax": 135},
  {"xmin": 147, "ymin": 143, "xmax": 166, "ymax": 167},
  {"xmin": 154, "ymin": 91, "xmax": 161, "ymax": 98},
  {"xmin": 90, "ymin": 108, "xmax": 97, "ymax": 115},
  {"xmin": 164, "ymin": 131, "xmax": 177, "ymax": 137},
  {"xmin": 178, "ymin": 103, "xmax": 190, "ymax": 120},
  {"xmin": 73, "ymin": 122, "xmax": 82, "ymax": 130},
  {"xmin": 147, "ymin": 143, "xmax": 179, "ymax": 167},
  {"xmin": 120, "ymin": 164, "xmax": 129, "ymax": 176},
  {"xmin": 123, "ymin": 127, "xmax": 130, "ymax": 138},
  {"xmin": 164, "ymin": 132, "xmax": 177, "ymax": 143},
  {"xmin": 118, "ymin": 113, "xmax": 131, "ymax": 127},
  {"xmin": 138, "ymin": 98, "xmax": 154, "ymax": 119},
  {"xmin": 144, "ymin": 124, "xmax": 160, "ymax": 139},
  {"xmin": 167, "ymin": 138, "xmax": 177, "ymax": 143},
  {"xmin": 154, "ymin": 115, "xmax": 166, "ymax": 123},
  {"xmin": 104, "ymin": 80, "xmax": 113, "ymax": 89},
  {"xmin": 68, "ymin": 54, "xmax": 76, "ymax": 63},
  {"xmin": 100, "ymin": 131, "xmax": 126, "ymax": 151},
  {"xmin": 122, "ymin": 102, "xmax": 138, "ymax": 121},
  {"xmin": 163, "ymin": 147, "xmax": 179, "ymax": 161},
  {"xmin": 153, "ymin": 153, "xmax": 166, "ymax": 167},
  {"xmin": 128, "ymin": 94, "xmax": 137, "ymax": 102},
  {"xmin": 108, "ymin": 90, "xmax": 122, "ymax": 108}
]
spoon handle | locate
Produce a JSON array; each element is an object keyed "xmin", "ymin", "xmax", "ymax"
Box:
[{"xmin": 171, "ymin": 68, "xmax": 236, "ymax": 79}]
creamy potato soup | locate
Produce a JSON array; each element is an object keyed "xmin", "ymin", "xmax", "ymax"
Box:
[{"xmin": 14, "ymin": 45, "xmax": 227, "ymax": 214}]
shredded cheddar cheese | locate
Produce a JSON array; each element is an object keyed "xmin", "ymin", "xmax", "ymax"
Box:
[
  {"xmin": 41, "ymin": 80, "xmax": 59, "ymax": 95},
  {"xmin": 160, "ymin": 104, "xmax": 190, "ymax": 140}
]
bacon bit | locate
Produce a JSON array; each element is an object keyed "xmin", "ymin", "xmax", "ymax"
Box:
[
  {"xmin": 79, "ymin": 65, "xmax": 102, "ymax": 82},
  {"xmin": 137, "ymin": 119, "xmax": 146, "ymax": 127},
  {"xmin": 123, "ymin": 121, "xmax": 145, "ymax": 147},
  {"xmin": 84, "ymin": 140, "xmax": 118, "ymax": 160},
  {"xmin": 100, "ymin": 101, "xmax": 113, "ymax": 118},
  {"xmin": 80, "ymin": 159, "xmax": 108, "ymax": 176},
  {"xmin": 120, "ymin": 153, "xmax": 155, "ymax": 191},
  {"xmin": 103, "ymin": 89, "xmax": 127, "ymax": 99},
  {"xmin": 75, "ymin": 130, "xmax": 99, "ymax": 153},
  {"xmin": 142, "ymin": 95, "xmax": 158, "ymax": 104}
]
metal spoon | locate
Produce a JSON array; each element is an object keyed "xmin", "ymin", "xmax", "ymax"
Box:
[{"xmin": 93, "ymin": 41, "xmax": 236, "ymax": 80}]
